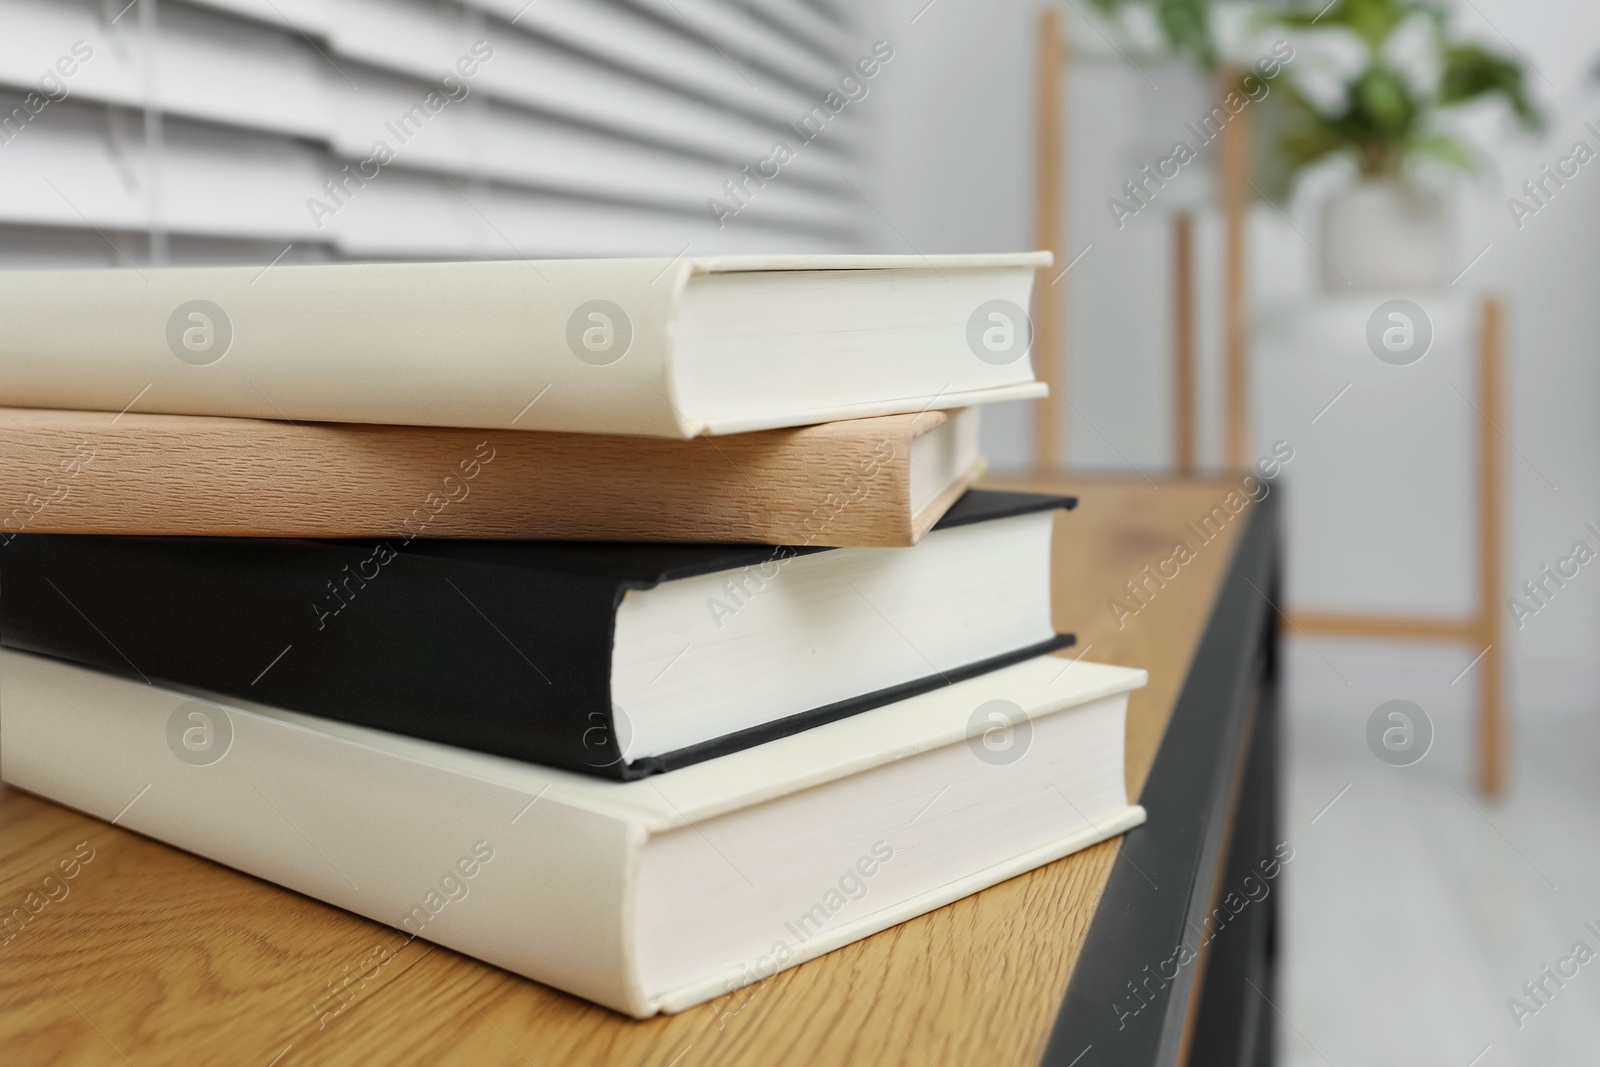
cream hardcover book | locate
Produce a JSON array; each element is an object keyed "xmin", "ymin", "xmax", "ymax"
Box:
[
  {"xmin": 0, "ymin": 254, "xmax": 1049, "ymax": 438},
  {"xmin": 0, "ymin": 648, "xmax": 1145, "ymax": 1018}
]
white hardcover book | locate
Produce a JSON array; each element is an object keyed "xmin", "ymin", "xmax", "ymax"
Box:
[
  {"xmin": 0, "ymin": 254, "xmax": 1049, "ymax": 438},
  {"xmin": 0, "ymin": 647, "xmax": 1145, "ymax": 1018}
]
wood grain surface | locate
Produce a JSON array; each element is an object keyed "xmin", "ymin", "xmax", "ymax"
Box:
[
  {"xmin": 0, "ymin": 476, "xmax": 1254, "ymax": 1066},
  {"xmin": 0, "ymin": 407, "xmax": 971, "ymax": 547}
]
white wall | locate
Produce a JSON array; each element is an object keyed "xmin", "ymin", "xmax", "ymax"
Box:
[
  {"xmin": 865, "ymin": 0, "xmax": 1045, "ymax": 466},
  {"xmin": 869, "ymin": 0, "xmax": 1600, "ymax": 714}
]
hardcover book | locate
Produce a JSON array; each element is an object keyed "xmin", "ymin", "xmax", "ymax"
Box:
[
  {"xmin": 0, "ymin": 647, "xmax": 1147, "ymax": 1017},
  {"xmin": 0, "ymin": 406, "xmax": 982, "ymax": 547},
  {"xmin": 2, "ymin": 490, "xmax": 1074, "ymax": 779},
  {"xmin": 0, "ymin": 254, "xmax": 1049, "ymax": 437}
]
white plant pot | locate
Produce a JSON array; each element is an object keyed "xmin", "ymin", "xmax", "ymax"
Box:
[{"xmin": 1317, "ymin": 179, "xmax": 1453, "ymax": 292}]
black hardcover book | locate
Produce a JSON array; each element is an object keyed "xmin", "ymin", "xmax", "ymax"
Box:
[{"xmin": 1, "ymin": 490, "xmax": 1074, "ymax": 780}]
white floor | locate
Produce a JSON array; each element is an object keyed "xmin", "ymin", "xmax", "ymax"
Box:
[{"xmin": 1279, "ymin": 639, "xmax": 1600, "ymax": 1067}]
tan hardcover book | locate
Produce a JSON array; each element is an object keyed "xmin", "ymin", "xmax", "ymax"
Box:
[{"xmin": 0, "ymin": 407, "xmax": 982, "ymax": 547}]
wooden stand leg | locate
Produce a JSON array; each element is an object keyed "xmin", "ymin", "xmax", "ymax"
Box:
[
  {"xmin": 1477, "ymin": 298, "xmax": 1506, "ymax": 796},
  {"xmin": 1032, "ymin": 7, "xmax": 1067, "ymax": 470},
  {"xmin": 1217, "ymin": 67, "xmax": 1251, "ymax": 470},
  {"xmin": 1173, "ymin": 213, "xmax": 1196, "ymax": 475}
]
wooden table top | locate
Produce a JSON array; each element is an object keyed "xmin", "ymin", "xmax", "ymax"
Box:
[{"xmin": 0, "ymin": 475, "xmax": 1253, "ymax": 1066}]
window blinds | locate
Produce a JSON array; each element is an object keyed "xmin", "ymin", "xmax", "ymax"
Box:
[{"xmin": 0, "ymin": 0, "xmax": 870, "ymax": 268}]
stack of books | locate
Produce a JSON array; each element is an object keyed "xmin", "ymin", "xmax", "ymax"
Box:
[{"xmin": 0, "ymin": 254, "xmax": 1146, "ymax": 1018}]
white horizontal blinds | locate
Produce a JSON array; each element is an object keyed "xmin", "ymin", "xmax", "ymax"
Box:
[
  {"xmin": 0, "ymin": 0, "xmax": 871, "ymax": 266},
  {"xmin": 467, "ymin": 0, "xmax": 825, "ymax": 136},
  {"xmin": 716, "ymin": 0, "xmax": 857, "ymax": 70},
  {"xmin": 621, "ymin": 0, "xmax": 844, "ymax": 95}
]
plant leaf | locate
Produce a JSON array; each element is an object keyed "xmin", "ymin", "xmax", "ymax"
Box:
[
  {"xmin": 1156, "ymin": 0, "xmax": 1217, "ymax": 67},
  {"xmin": 1406, "ymin": 130, "xmax": 1475, "ymax": 172},
  {"xmin": 1271, "ymin": 0, "xmax": 1420, "ymax": 52},
  {"xmin": 1439, "ymin": 42, "xmax": 1543, "ymax": 130},
  {"xmin": 1351, "ymin": 65, "xmax": 1417, "ymax": 136}
]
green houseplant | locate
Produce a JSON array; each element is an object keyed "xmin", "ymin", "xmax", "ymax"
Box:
[
  {"xmin": 1087, "ymin": 0, "xmax": 1539, "ymax": 180},
  {"xmin": 1263, "ymin": 0, "xmax": 1542, "ymax": 287},
  {"xmin": 1265, "ymin": 0, "xmax": 1540, "ymax": 189},
  {"xmin": 1086, "ymin": 0, "xmax": 1541, "ymax": 287}
]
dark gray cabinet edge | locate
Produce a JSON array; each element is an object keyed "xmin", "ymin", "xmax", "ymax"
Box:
[{"xmin": 1040, "ymin": 493, "xmax": 1281, "ymax": 1066}]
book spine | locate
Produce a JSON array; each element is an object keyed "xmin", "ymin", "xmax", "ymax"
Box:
[
  {"xmin": 0, "ymin": 648, "xmax": 650, "ymax": 1017},
  {"xmin": 0, "ymin": 260, "xmax": 690, "ymax": 437},
  {"xmin": 0, "ymin": 534, "xmax": 630, "ymax": 778}
]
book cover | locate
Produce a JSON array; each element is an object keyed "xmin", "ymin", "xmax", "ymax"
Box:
[
  {"xmin": 0, "ymin": 254, "xmax": 1049, "ymax": 438},
  {"xmin": 0, "ymin": 647, "xmax": 1147, "ymax": 1018},
  {"xmin": 0, "ymin": 407, "xmax": 981, "ymax": 547},
  {"xmin": 1, "ymin": 490, "xmax": 1074, "ymax": 779}
]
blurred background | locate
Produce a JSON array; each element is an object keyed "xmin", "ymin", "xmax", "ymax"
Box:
[{"xmin": 3, "ymin": 0, "xmax": 1597, "ymax": 1062}]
